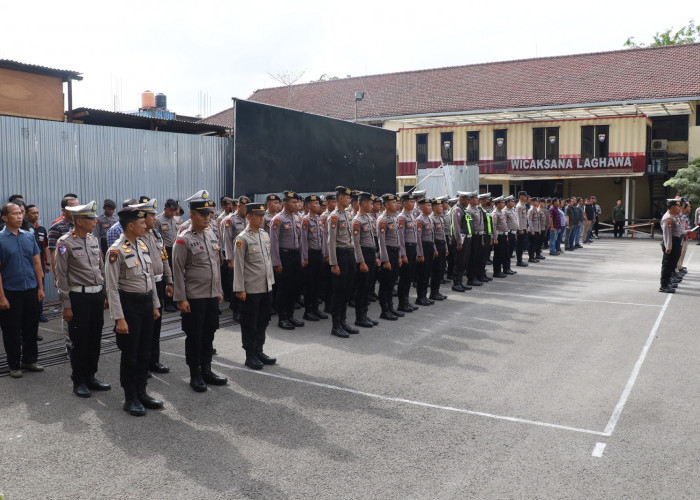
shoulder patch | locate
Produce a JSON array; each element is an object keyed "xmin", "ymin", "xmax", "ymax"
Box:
[
  {"xmin": 302, "ymin": 218, "xmax": 309, "ymax": 229},
  {"xmin": 353, "ymin": 221, "xmax": 360, "ymax": 229},
  {"xmin": 225, "ymin": 219, "xmax": 231, "ymax": 228},
  {"xmin": 236, "ymin": 239, "xmax": 243, "ymax": 248},
  {"xmin": 398, "ymin": 219, "xmax": 405, "ymax": 229},
  {"xmin": 330, "ymin": 215, "xmax": 338, "ymax": 223},
  {"xmin": 108, "ymin": 249, "xmax": 119, "ymax": 263},
  {"xmin": 57, "ymin": 245, "xmax": 67, "ymax": 255},
  {"xmin": 176, "ymin": 239, "xmax": 186, "ymax": 245},
  {"xmin": 667, "ymin": 219, "xmax": 673, "ymax": 227},
  {"xmin": 272, "ymin": 219, "xmax": 280, "ymax": 230},
  {"xmin": 379, "ymin": 221, "xmax": 386, "ymax": 228}
]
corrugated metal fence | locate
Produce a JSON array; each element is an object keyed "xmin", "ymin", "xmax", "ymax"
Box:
[{"xmin": 0, "ymin": 115, "xmax": 232, "ymax": 300}]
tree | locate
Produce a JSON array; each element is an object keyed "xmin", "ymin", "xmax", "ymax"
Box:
[
  {"xmin": 267, "ymin": 70, "xmax": 306, "ymax": 87},
  {"xmin": 625, "ymin": 19, "xmax": 700, "ymax": 47},
  {"xmin": 664, "ymin": 158, "xmax": 700, "ymax": 203}
]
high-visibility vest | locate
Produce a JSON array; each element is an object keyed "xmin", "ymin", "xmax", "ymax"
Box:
[
  {"xmin": 480, "ymin": 207, "xmax": 492, "ymax": 235},
  {"xmin": 450, "ymin": 209, "xmax": 473, "ymax": 237}
]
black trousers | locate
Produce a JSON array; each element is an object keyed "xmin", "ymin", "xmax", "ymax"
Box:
[
  {"xmin": 240, "ymin": 291, "xmax": 271, "ymax": 352},
  {"xmin": 181, "ymin": 297, "xmax": 219, "ymax": 368},
  {"xmin": 274, "ymin": 248, "xmax": 301, "ymax": 320},
  {"xmin": 528, "ymin": 232, "xmax": 540, "ymax": 259},
  {"xmin": 100, "ymin": 239, "xmax": 109, "ymax": 256},
  {"xmin": 398, "ymin": 242, "xmax": 417, "ymax": 305},
  {"xmin": 416, "ymin": 241, "xmax": 434, "ymax": 299},
  {"xmin": 613, "ymin": 221, "xmax": 625, "ymax": 237},
  {"xmin": 467, "ymin": 235, "xmax": 482, "ymax": 280},
  {"xmin": 303, "ymin": 248, "xmax": 323, "ymax": 313},
  {"xmin": 516, "ymin": 231, "xmax": 527, "ymax": 262},
  {"xmin": 660, "ymin": 238, "xmax": 682, "ymax": 286},
  {"xmin": 354, "ymin": 247, "xmax": 377, "ymax": 318},
  {"xmin": 378, "ymin": 246, "xmax": 400, "ymax": 309},
  {"xmin": 480, "ymin": 235, "xmax": 492, "ymax": 278},
  {"xmin": 0, "ymin": 288, "xmax": 39, "ymax": 370},
  {"xmin": 452, "ymin": 236, "xmax": 471, "ymax": 283},
  {"xmin": 331, "ymin": 248, "xmax": 356, "ymax": 322},
  {"xmin": 150, "ymin": 280, "xmax": 165, "ymax": 366},
  {"xmin": 115, "ymin": 290, "xmax": 154, "ymax": 393},
  {"xmin": 221, "ymin": 264, "xmax": 233, "ymax": 301},
  {"xmin": 431, "ymin": 240, "xmax": 447, "ymax": 295},
  {"xmin": 506, "ymin": 234, "xmax": 515, "ymax": 269},
  {"xmin": 493, "ymin": 235, "xmax": 508, "ymax": 273},
  {"xmin": 68, "ymin": 290, "xmax": 105, "ymax": 382}
]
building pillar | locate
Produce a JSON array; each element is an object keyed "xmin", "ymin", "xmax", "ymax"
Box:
[
  {"xmin": 624, "ymin": 178, "xmax": 630, "ymax": 223},
  {"xmin": 631, "ymin": 179, "xmax": 636, "ymax": 221}
]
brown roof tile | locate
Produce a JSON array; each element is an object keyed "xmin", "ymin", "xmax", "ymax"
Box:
[{"xmin": 201, "ymin": 43, "xmax": 700, "ymax": 127}]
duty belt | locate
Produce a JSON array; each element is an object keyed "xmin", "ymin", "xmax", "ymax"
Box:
[
  {"xmin": 69, "ymin": 285, "xmax": 103, "ymax": 293},
  {"xmin": 475, "ymin": 231, "xmax": 485, "ymax": 235}
]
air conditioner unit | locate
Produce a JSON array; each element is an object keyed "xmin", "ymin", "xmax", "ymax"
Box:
[{"xmin": 651, "ymin": 139, "xmax": 668, "ymax": 151}]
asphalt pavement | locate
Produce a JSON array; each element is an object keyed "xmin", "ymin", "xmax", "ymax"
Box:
[{"xmin": 1, "ymin": 237, "xmax": 699, "ymax": 499}]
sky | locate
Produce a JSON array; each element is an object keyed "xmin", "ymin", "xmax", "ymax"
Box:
[{"xmin": 1, "ymin": 0, "xmax": 697, "ymax": 118}]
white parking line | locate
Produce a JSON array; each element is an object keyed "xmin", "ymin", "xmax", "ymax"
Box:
[
  {"xmin": 592, "ymin": 442, "xmax": 607, "ymax": 457},
  {"xmin": 161, "ymin": 351, "xmax": 607, "ymax": 437},
  {"xmin": 450, "ymin": 291, "xmax": 662, "ymax": 308}
]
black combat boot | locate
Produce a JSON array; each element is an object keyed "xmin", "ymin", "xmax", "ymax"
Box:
[
  {"xmin": 331, "ymin": 317, "xmax": 349, "ymax": 338},
  {"xmin": 189, "ymin": 365, "xmax": 207, "ymax": 392},
  {"xmin": 201, "ymin": 363, "xmax": 228, "ymax": 385},
  {"xmin": 137, "ymin": 386, "xmax": 164, "ymax": 409},
  {"xmin": 123, "ymin": 389, "xmax": 146, "ymax": 416}
]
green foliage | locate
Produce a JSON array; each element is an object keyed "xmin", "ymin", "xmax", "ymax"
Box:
[
  {"xmin": 664, "ymin": 158, "xmax": 700, "ymax": 203},
  {"xmin": 625, "ymin": 19, "xmax": 700, "ymax": 47}
]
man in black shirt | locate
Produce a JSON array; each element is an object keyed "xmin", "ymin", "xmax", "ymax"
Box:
[{"xmin": 26, "ymin": 205, "xmax": 50, "ymax": 323}]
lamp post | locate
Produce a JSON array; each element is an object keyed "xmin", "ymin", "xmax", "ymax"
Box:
[{"xmin": 354, "ymin": 91, "xmax": 365, "ymax": 122}]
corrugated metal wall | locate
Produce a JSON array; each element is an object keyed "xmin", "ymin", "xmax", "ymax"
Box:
[
  {"xmin": 0, "ymin": 115, "xmax": 232, "ymax": 300},
  {"xmin": 416, "ymin": 165, "xmax": 479, "ymax": 198}
]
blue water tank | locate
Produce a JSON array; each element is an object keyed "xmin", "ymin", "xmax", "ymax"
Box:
[{"xmin": 155, "ymin": 93, "xmax": 167, "ymax": 110}]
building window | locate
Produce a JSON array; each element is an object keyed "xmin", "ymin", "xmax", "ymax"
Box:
[
  {"xmin": 416, "ymin": 134, "xmax": 428, "ymax": 168},
  {"xmin": 533, "ymin": 127, "xmax": 559, "ymax": 160},
  {"xmin": 441, "ymin": 132, "xmax": 453, "ymax": 164},
  {"xmin": 494, "ymin": 129, "xmax": 507, "ymax": 164},
  {"xmin": 479, "ymin": 184, "xmax": 503, "ymax": 197},
  {"xmin": 581, "ymin": 125, "xmax": 609, "ymax": 159},
  {"xmin": 467, "ymin": 131, "xmax": 479, "ymax": 163},
  {"xmin": 652, "ymin": 116, "xmax": 688, "ymax": 141}
]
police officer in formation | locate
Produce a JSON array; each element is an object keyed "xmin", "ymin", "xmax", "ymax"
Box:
[
  {"xmin": 376, "ymin": 193, "xmax": 404, "ymax": 320},
  {"xmin": 450, "ymin": 192, "xmax": 473, "ymax": 292},
  {"xmin": 352, "ymin": 192, "xmax": 380, "ymax": 328},
  {"xmin": 397, "ymin": 192, "xmax": 422, "ymax": 312},
  {"xmin": 659, "ymin": 197, "xmax": 692, "ymax": 293},
  {"xmin": 222, "ymin": 195, "xmax": 250, "ymax": 322},
  {"xmin": 300, "ymin": 194, "xmax": 327, "ymax": 322}
]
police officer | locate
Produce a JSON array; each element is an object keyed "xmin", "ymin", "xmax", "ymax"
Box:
[
  {"xmin": 222, "ymin": 195, "xmax": 249, "ymax": 321},
  {"xmin": 515, "ymin": 191, "xmax": 529, "ymax": 267},
  {"xmin": 327, "ymin": 186, "xmax": 358, "ymax": 338},
  {"xmin": 478, "ymin": 193, "xmax": 493, "ymax": 282},
  {"xmin": 300, "ymin": 194, "xmax": 327, "ymax": 322},
  {"xmin": 415, "ymin": 198, "xmax": 437, "ymax": 306},
  {"xmin": 429, "ymin": 198, "xmax": 448, "ymax": 301},
  {"xmin": 270, "ymin": 190, "xmax": 304, "ymax": 330},
  {"xmin": 172, "ymin": 190, "xmax": 227, "ymax": 392},
  {"xmin": 156, "ymin": 199, "xmax": 180, "ymax": 312},
  {"xmin": 397, "ymin": 192, "xmax": 422, "ymax": 312},
  {"xmin": 491, "ymin": 197, "xmax": 509, "ymax": 278},
  {"xmin": 233, "ymin": 203, "xmax": 277, "ymax": 370},
  {"xmin": 466, "ymin": 192, "xmax": 484, "ymax": 287},
  {"xmin": 527, "ymin": 197, "xmax": 542, "ymax": 263},
  {"xmin": 264, "ymin": 194, "xmax": 282, "ymax": 234},
  {"xmin": 105, "ymin": 206, "xmax": 162, "ymax": 416},
  {"xmin": 376, "ymin": 194, "xmax": 404, "ymax": 320},
  {"xmin": 93, "ymin": 199, "xmax": 118, "ymax": 255},
  {"xmin": 660, "ymin": 198, "xmax": 688, "ymax": 293},
  {"xmin": 320, "ymin": 193, "xmax": 336, "ymax": 314},
  {"xmin": 450, "ymin": 192, "xmax": 473, "ymax": 292},
  {"xmin": 352, "ymin": 192, "xmax": 380, "ymax": 328},
  {"xmin": 138, "ymin": 198, "xmax": 174, "ymax": 375},
  {"xmin": 56, "ymin": 201, "xmax": 111, "ymax": 398}
]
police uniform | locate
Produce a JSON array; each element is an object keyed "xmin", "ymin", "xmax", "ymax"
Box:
[
  {"xmin": 429, "ymin": 198, "xmax": 448, "ymax": 300},
  {"xmin": 352, "ymin": 193, "xmax": 380, "ymax": 328},
  {"xmin": 450, "ymin": 193, "xmax": 473, "ymax": 291},
  {"xmin": 136, "ymin": 198, "xmax": 174, "ymax": 374},
  {"xmin": 415, "ymin": 199, "xmax": 436, "ymax": 305},
  {"xmin": 319, "ymin": 194, "xmax": 335, "ymax": 313},
  {"xmin": 93, "ymin": 199, "xmax": 118, "ymax": 255},
  {"xmin": 172, "ymin": 190, "xmax": 227, "ymax": 392},
  {"xmin": 222, "ymin": 196, "xmax": 250, "ymax": 318},
  {"xmin": 233, "ymin": 203, "xmax": 276, "ymax": 370},
  {"xmin": 515, "ymin": 192, "xmax": 529, "ymax": 266},
  {"xmin": 270, "ymin": 191, "xmax": 304, "ymax": 330},
  {"xmin": 327, "ymin": 186, "xmax": 358, "ymax": 338},
  {"xmin": 503, "ymin": 196, "xmax": 518, "ymax": 273},
  {"xmin": 491, "ymin": 197, "xmax": 509, "ymax": 277},
  {"xmin": 105, "ymin": 206, "xmax": 162, "ymax": 416},
  {"xmin": 300, "ymin": 195, "xmax": 327, "ymax": 321},
  {"xmin": 56, "ymin": 201, "xmax": 110, "ymax": 398},
  {"xmin": 397, "ymin": 193, "xmax": 423, "ymax": 311},
  {"xmin": 156, "ymin": 199, "xmax": 180, "ymax": 312},
  {"xmin": 660, "ymin": 198, "xmax": 685, "ymax": 293},
  {"xmin": 466, "ymin": 193, "xmax": 484, "ymax": 286},
  {"xmin": 376, "ymin": 194, "xmax": 404, "ymax": 320},
  {"xmin": 478, "ymin": 194, "xmax": 493, "ymax": 282},
  {"xmin": 527, "ymin": 199, "xmax": 543, "ymax": 262},
  {"xmin": 263, "ymin": 194, "xmax": 281, "ymax": 234}
]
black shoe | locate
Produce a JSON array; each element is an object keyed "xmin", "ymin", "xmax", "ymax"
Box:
[
  {"xmin": 123, "ymin": 398, "xmax": 146, "ymax": 416},
  {"xmin": 555, "ymin": 251, "xmax": 562, "ymax": 256},
  {"xmin": 670, "ymin": 283, "xmax": 678, "ymax": 288},
  {"xmin": 467, "ymin": 280, "xmax": 483, "ymax": 286},
  {"xmin": 415, "ymin": 297, "xmax": 432, "ymax": 306},
  {"xmin": 486, "ymin": 259, "xmax": 493, "ymax": 265},
  {"xmin": 355, "ymin": 317, "xmax": 374, "ymax": 328},
  {"xmin": 429, "ymin": 294, "xmax": 446, "ymax": 301},
  {"xmin": 202, "ymin": 365, "xmax": 228, "ymax": 385},
  {"xmin": 479, "ymin": 276, "xmax": 492, "ymax": 282},
  {"xmin": 303, "ymin": 311, "xmax": 320, "ymax": 321},
  {"xmin": 452, "ymin": 284, "xmax": 466, "ymax": 292},
  {"xmin": 388, "ymin": 307, "xmax": 405, "ymax": 317},
  {"xmin": 397, "ymin": 304, "xmax": 414, "ymax": 313},
  {"xmin": 150, "ymin": 363, "xmax": 170, "ymax": 374},
  {"xmin": 528, "ymin": 258, "xmax": 539, "ymax": 263},
  {"xmin": 278, "ymin": 319, "xmax": 295, "ymax": 330},
  {"xmin": 368, "ymin": 317, "xmax": 379, "ymax": 326},
  {"xmin": 257, "ymin": 352, "xmax": 277, "ymax": 365},
  {"xmin": 39, "ymin": 315, "xmax": 49, "ymax": 323},
  {"xmin": 380, "ymin": 311, "xmax": 398, "ymax": 320},
  {"xmin": 575, "ymin": 244, "xmax": 583, "ymax": 249},
  {"xmin": 190, "ymin": 375, "xmax": 208, "ymax": 392},
  {"xmin": 659, "ymin": 285, "xmax": 676, "ymax": 293},
  {"xmin": 138, "ymin": 392, "xmax": 164, "ymax": 409},
  {"xmin": 313, "ymin": 309, "xmax": 329, "ymax": 319},
  {"xmin": 86, "ymin": 377, "xmax": 111, "ymax": 391},
  {"xmin": 73, "ymin": 382, "xmax": 91, "ymax": 398},
  {"xmin": 493, "ymin": 272, "xmax": 507, "ymax": 278},
  {"xmin": 37, "ymin": 335, "xmax": 44, "ymax": 341},
  {"xmin": 347, "ymin": 300, "xmax": 356, "ymax": 308},
  {"xmin": 516, "ymin": 262, "xmax": 529, "ymax": 267},
  {"xmin": 505, "ymin": 270, "xmax": 517, "ymax": 275},
  {"xmin": 440, "ymin": 279, "xmax": 449, "ymax": 284},
  {"xmin": 409, "ymin": 303, "xmax": 419, "ymax": 310},
  {"xmin": 536, "ymin": 255, "xmax": 545, "ymax": 260},
  {"xmin": 164, "ymin": 304, "xmax": 178, "ymax": 313},
  {"xmin": 549, "ymin": 252, "xmax": 557, "ymax": 256},
  {"xmin": 341, "ymin": 322, "xmax": 360, "ymax": 334},
  {"xmin": 289, "ymin": 317, "xmax": 305, "ymax": 327},
  {"xmin": 331, "ymin": 325, "xmax": 349, "ymax": 338},
  {"xmin": 245, "ymin": 353, "xmax": 264, "ymax": 369}
]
